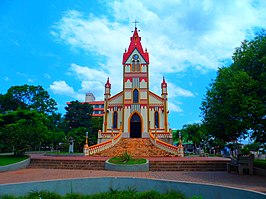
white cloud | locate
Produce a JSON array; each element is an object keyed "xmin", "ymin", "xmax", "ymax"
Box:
[
  {"xmin": 169, "ymin": 101, "xmax": 183, "ymax": 113},
  {"xmin": 51, "ymin": 0, "xmax": 266, "ymax": 111},
  {"xmin": 44, "ymin": 73, "xmax": 51, "ymax": 79},
  {"xmin": 50, "ymin": 80, "xmax": 75, "ymax": 95}
]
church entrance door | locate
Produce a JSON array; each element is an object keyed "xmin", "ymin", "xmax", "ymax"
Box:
[{"xmin": 130, "ymin": 113, "xmax": 141, "ymax": 138}]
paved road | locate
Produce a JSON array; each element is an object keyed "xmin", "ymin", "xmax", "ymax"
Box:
[{"xmin": 0, "ymin": 168, "xmax": 265, "ymax": 193}]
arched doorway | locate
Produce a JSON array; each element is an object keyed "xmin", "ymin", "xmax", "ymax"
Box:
[{"xmin": 130, "ymin": 113, "xmax": 141, "ymax": 138}]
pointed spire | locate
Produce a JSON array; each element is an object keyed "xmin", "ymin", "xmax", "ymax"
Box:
[
  {"xmin": 105, "ymin": 77, "xmax": 111, "ymax": 88},
  {"xmin": 161, "ymin": 76, "xmax": 167, "ymax": 88},
  {"xmin": 122, "ymin": 26, "xmax": 149, "ymax": 64}
]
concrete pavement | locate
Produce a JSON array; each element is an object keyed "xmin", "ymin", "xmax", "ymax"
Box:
[{"xmin": 0, "ymin": 168, "xmax": 265, "ymax": 193}]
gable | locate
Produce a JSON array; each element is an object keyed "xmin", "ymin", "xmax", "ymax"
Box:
[
  {"xmin": 149, "ymin": 91, "xmax": 164, "ymax": 105},
  {"xmin": 108, "ymin": 91, "xmax": 123, "ymax": 105},
  {"xmin": 125, "ymin": 49, "xmax": 148, "ymax": 65}
]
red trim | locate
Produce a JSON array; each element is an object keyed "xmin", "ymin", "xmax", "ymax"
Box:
[
  {"xmin": 125, "ymin": 77, "xmax": 132, "ymax": 82},
  {"xmin": 89, "ymin": 101, "xmax": 104, "ymax": 105},
  {"xmin": 124, "ymin": 73, "xmax": 147, "ymax": 77},
  {"xmin": 93, "ymin": 108, "xmax": 104, "ymax": 111},
  {"xmin": 122, "ymin": 28, "xmax": 149, "ymax": 64},
  {"xmin": 92, "ymin": 114, "xmax": 104, "ymax": 117}
]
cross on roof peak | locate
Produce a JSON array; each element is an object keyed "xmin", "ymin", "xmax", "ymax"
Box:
[{"xmin": 132, "ymin": 20, "xmax": 139, "ymax": 29}]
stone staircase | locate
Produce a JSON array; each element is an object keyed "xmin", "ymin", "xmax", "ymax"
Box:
[
  {"xmin": 149, "ymin": 160, "xmax": 229, "ymax": 171},
  {"xmin": 29, "ymin": 159, "xmax": 105, "ymax": 170},
  {"xmin": 93, "ymin": 138, "xmax": 175, "ymax": 157}
]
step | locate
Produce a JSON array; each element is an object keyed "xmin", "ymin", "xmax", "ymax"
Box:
[
  {"xmin": 94, "ymin": 138, "xmax": 174, "ymax": 157},
  {"xmin": 149, "ymin": 160, "xmax": 227, "ymax": 171},
  {"xmin": 29, "ymin": 159, "xmax": 105, "ymax": 170}
]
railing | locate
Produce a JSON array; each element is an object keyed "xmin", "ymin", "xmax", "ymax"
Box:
[
  {"xmin": 149, "ymin": 131, "xmax": 184, "ymax": 157},
  {"xmin": 84, "ymin": 131, "xmax": 122, "ymax": 156},
  {"xmin": 150, "ymin": 132, "xmax": 172, "ymax": 139}
]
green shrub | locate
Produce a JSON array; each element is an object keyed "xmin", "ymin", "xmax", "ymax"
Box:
[
  {"xmin": 0, "ymin": 189, "xmax": 196, "ymax": 199},
  {"xmin": 120, "ymin": 151, "xmax": 131, "ymax": 163}
]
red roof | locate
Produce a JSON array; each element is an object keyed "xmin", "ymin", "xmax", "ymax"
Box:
[
  {"xmin": 122, "ymin": 27, "xmax": 149, "ymax": 64},
  {"xmin": 88, "ymin": 101, "xmax": 104, "ymax": 105}
]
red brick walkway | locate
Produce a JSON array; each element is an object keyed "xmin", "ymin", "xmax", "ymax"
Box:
[
  {"xmin": 0, "ymin": 168, "xmax": 265, "ymax": 193},
  {"xmin": 30, "ymin": 153, "xmax": 229, "ymax": 161}
]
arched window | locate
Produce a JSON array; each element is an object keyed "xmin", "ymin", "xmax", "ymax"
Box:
[
  {"xmin": 136, "ymin": 60, "xmax": 140, "ymax": 71},
  {"xmin": 113, "ymin": 111, "xmax": 118, "ymax": 129},
  {"xmin": 133, "ymin": 89, "xmax": 139, "ymax": 103},
  {"xmin": 132, "ymin": 54, "xmax": 140, "ymax": 72},
  {"xmin": 132, "ymin": 60, "xmax": 136, "ymax": 71},
  {"xmin": 154, "ymin": 111, "xmax": 159, "ymax": 128}
]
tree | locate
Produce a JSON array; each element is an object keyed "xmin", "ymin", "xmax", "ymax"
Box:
[
  {"xmin": 201, "ymin": 33, "xmax": 266, "ymax": 143},
  {"xmin": 91, "ymin": 117, "xmax": 103, "ymax": 144},
  {"xmin": 0, "ymin": 109, "xmax": 47, "ymax": 155},
  {"xmin": 42, "ymin": 113, "xmax": 66, "ymax": 151},
  {"xmin": 0, "ymin": 93, "xmax": 26, "ymax": 113},
  {"xmin": 6, "ymin": 84, "xmax": 57, "ymax": 114},
  {"xmin": 181, "ymin": 123, "xmax": 206, "ymax": 152},
  {"xmin": 64, "ymin": 101, "xmax": 93, "ymax": 131}
]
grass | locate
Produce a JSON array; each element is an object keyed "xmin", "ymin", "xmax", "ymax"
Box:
[
  {"xmin": 0, "ymin": 155, "xmax": 28, "ymax": 166},
  {"xmin": 0, "ymin": 190, "xmax": 202, "ymax": 199},
  {"xmin": 108, "ymin": 156, "xmax": 147, "ymax": 165},
  {"xmin": 254, "ymin": 159, "xmax": 266, "ymax": 169}
]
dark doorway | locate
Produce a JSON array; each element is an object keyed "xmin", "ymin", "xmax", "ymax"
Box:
[{"xmin": 130, "ymin": 113, "xmax": 141, "ymax": 138}]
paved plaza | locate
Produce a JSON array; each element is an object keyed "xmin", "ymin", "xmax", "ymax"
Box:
[{"xmin": 0, "ymin": 168, "xmax": 265, "ymax": 193}]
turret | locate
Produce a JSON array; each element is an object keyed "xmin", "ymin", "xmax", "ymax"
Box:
[
  {"xmin": 103, "ymin": 77, "xmax": 111, "ymax": 132},
  {"xmin": 104, "ymin": 77, "xmax": 111, "ymax": 99},
  {"xmin": 161, "ymin": 77, "xmax": 168, "ymax": 98},
  {"xmin": 161, "ymin": 77, "xmax": 169, "ymax": 132}
]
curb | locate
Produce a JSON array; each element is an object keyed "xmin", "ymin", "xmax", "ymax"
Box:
[
  {"xmin": 105, "ymin": 159, "xmax": 149, "ymax": 172},
  {"xmin": 0, "ymin": 157, "xmax": 30, "ymax": 172}
]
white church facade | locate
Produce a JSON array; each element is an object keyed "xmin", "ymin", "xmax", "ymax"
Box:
[{"xmin": 100, "ymin": 27, "xmax": 170, "ymax": 140}]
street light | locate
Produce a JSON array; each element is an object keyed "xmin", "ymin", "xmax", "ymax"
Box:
[{"xmin": 85, "ymin": 132, "xmax": 88, "ymax": 147}]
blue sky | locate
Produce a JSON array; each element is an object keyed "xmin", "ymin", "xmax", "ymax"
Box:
[{"xmin": 1, "ymin": 0, "xmax": 266, "ymax": 130}]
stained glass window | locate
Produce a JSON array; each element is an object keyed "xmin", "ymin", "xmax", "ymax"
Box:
[
  {"xmin": 133, "ymin": 89, "xmax": 139, "ymax": 103},
  {"xmin": 113, "ymin": 111, "xmax": 117, "ymax": 128},
  {"xmin": 155, "ymin": 111, "xmax": 159, "ymax": 128}
]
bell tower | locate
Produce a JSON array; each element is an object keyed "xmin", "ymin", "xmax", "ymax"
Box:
[
  {"xmin": 103, "ymin": 77, "xmax": 111, "ymax": 132},
  {"xmin": 122, "ymin": 27, "xmax": 150, "ymax": 137},
  {"xmin": 161, "ymin": 77, "xmax": 169, "ymax": 132}
]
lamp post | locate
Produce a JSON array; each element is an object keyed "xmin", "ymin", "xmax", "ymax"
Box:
[
  {"xmin": 178, "ymin": 131, "xmax": 184, "ymax": 157},
  {"xmin": 179, "ymin": 131, "xmax": 182, "ymax": 145},
  {"xmin": 83, "ymin": 131, "xmax": 89, "ymax": 156},
  {"xmin": 85, "ymin": 132, "xmax": 88, "ymax": 146}
]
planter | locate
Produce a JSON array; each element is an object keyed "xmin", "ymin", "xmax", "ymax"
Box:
[
  {"xmin": 105, "ymin": 159, "xmax": 149, "ymax": 172},
  {"xmin": 0, "ymin": 157, "xmax": 30, "ymax": 172}
]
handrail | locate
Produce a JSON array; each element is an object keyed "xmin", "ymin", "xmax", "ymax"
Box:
[
  {"xmin": 149, "ymin": 131, "xmax": 183, "ymax": 157},
  {"xmin": 84, "ymin": 131, "xmax": 122, "ymax": 156},
  {"xmin": 150, "ymin": 132, "xmax": 172, "ymax": 139}
]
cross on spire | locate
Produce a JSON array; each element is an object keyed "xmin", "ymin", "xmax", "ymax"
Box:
[{"xmin": 132, "ymin": 19, "xmax": 139, "ymax": 29}]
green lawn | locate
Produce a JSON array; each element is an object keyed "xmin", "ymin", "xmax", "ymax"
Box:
[
  {"xmin": 1, "ymin": 190, "xmax": 201, "ymax": 199},
  {"xmin": 0, "ymin": 155, "xmax": 28, "ymax": 166},
  {"xmin": 254, "ymin": 159, "xmax": 266, "ymax": 169},
  {"xmin": 109, "ymin": 157, "xmax": 147, "ymax": 165}
]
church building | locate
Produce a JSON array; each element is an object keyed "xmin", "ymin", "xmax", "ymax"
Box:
[{"xmin": 101, "ymin": 27, "xmax": 169, "ymax": 140}]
